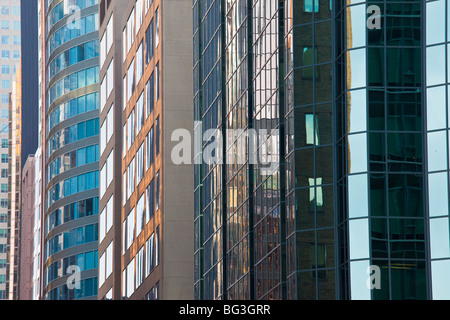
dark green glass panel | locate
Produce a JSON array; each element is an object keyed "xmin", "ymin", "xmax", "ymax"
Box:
[
  {"xmin": 390, "ymin": 260, "xmax": 426, "ymax": 300},
  {"xmin": 297, "ymin": 231, "xmax": 316, "ymax": 270},
  {"xmin": 388, "ymin": 174, "xmax": 423, "ymax": 217},
  {"xmin": 317, "ymin": 228, "xmax": 335, "ymax": 267},
  {"xmin": 368, "ymin": 89, "xmax": 385, "ymax": 131},
  {"xmin": 387, "ymin": 90, "xmax": 421, "ymax": 132},
  {"xmin": 315, "ymin": 64, "xmax": 332, "ymax": 102},
  {"xmin": 294, "ymin": 106, "xmax": 314, "ymax": 148},
  {"xmin": 369, "ymin": 133, "xmax": 386, "ymax": 171},
  {"xmin": 296, "ymin": 188, "xmax": 315, "ymax": 231},
  {"xmin": 316, "ymin": 146, "xmax": 333, "ymax": 184},
  {"xmin": 387, "ymin": 133, "xmax": 422, "ymax": 172},
  {"xmin": 315, "ymin": 21, "xmax": 332, "ymax": 63},
  {"xmin": 370, "ymin": 173, "xmax": 387, "ymax": 217},
  {"xmin": 371, "ymin": 218, "xmax": 388, "ymax": 258},
  {"xmin": 294, "ymin": 68, "xmax": 314, "ymax": 105},
  {"xmin": 316, "ymin": 104, "xmax": 333, "ymax": 145},
  {"xmin": 389, "ymin": 218, "xmax": 425, "ymax": 259},
  {"xmin": 317, "ymin": 185, "xmax": 334, "ymax": 228},
  {"xmin": 385, "ymin": 3, "xmax": 421, "ymax": 47},
  {"xmin": 294, "ymin": 0, "xmax": 313, "ymax": 25},
  {"xmin": 368, "ymin": 47, "xmax": 385, "ymax": 86},
  {"xmin": 386, "ymin": 48, "xmax": 421, "ymax": 87},
  {"xmin": 371, "ymin": 260, "xmax": 390, "ymax": 300},
  {"xmin": 367, "ymin": 3, "xmax": 385, "ymax": 45},
  {"xmin": 295, "ymin": 148, "xmax": 315, "ymax": 187},
  {"xmin": 297, "ymin": 271, "xmax": 317, "ymax": 299},
  {"xmin": 294, "ymin": 24, "xmax": 313, "ymax": 68},
  {"xmin": 315, "ymin": 0, "xmax": 332, "ymax": 21}
]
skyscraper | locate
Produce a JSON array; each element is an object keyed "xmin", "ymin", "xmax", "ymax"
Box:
[
  {"xmin": 97, "ymin": 0, "xmax": 194, "ymax": 300},
  {"xmin": 39, "ymin": 0, "xmax": 100, "ymax": 300},
  {"xmin": 0, "ymin": 0, "xmax": 21, "ymax": 300},
  {"xmin": 194, "ymin": 0, "xmax": 450, "ymax": 300}
]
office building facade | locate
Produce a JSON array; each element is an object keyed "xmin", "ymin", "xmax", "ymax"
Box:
[
  {"xmin": 19, "ymin": 154, "xmax": 35, "ymax": 300},
  {"xmin": 194, "ymin": 0, "xmax": 450, "ymax": 300},
  {"xmin": 0, "ymin": 0, "xmax": 21, "ymax": 300},
  {"xmin": 97, "ymin": 0, "xmax": 194, "ymax": 300},
  {"xmin": 39, "ymin": 0, "xmax": 100, "ymax": 300}
]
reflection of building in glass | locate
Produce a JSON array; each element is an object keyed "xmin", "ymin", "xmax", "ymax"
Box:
[
  {"xmin": 39, "ymin": 0, "xmax": 100, "ymax": 300},
  {"xmin": 195, "ymin": 0, "xmax": 450, "ymax": 300}
]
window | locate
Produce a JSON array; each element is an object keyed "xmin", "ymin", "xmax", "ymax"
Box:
[
  {"xmin": 100, "ymin": 77, "xmax": 106, "ymax": 112},
  {"xmin": 155, "ymin": 171, "xmax": 160, "ymax": 211},
  {"xmin": 136, "ymin": 194, "xmax": 145, "ymax": 236},
  {"xmin": 0, "ymin": 6, "xmax": 9, "ymax": 15},
  {"xmin": 136, "ymin": 92, "xmax": 144, "ymax": 134},
  {"xmin": 1, "ymin": 94, "xmax": 8, "ymax": 103},
  {"xmin": 0, "ymin": 200, "xmax": 7, "ymax": 209},
  {"xmin": 1, "ymin": 50, "xmax": 9, "ymax": 59},
  {"xmin": 1, "ymin": 139, "xmax": 6, "ymax": 148},
  {"xmin": 12, "ymin": 21, "xmax": 20, "ymax": 30},
  {"xmin": 127, "ymin": 9, "xmax": 135, "ymax": 53},
  {"xmin": 136, "ymin": 42, "xmax": 144, "ymax": 83},
  {"xmin": 155, "ymin": 62, "xmax": 159, "ymax": 101},
  {"xmin": 155, "ymin": 226, "xmax": 160, "ymax": 267},
  {"xmin": 127, "ymin": 58, "xmax": 135, "ymax": 101},
  {"xmin": 12, "ymin": 36, "xmax": 20, "ymax": 45},
  {"xmin": 127, "ymin": 109, "xmax": 135, "ymax": 150},
  {"xmin": 106, "ymin": 241, "xmax": 113, "ymax": 279},
  {"xmin": 155, "ymin": 116, "xmax": 160, "ymax": 155},
  {"xmin": 146, "ymin": 179, "xmax": 154, "ymax": 222},
  {"xmin": 127, "ymin": 258, "xmax": 135, "ymax": 298},
  {"xmin": 106, "ymin": 150, "xmax": 114, "ymax": 189},
  {"xmin": 127, "ymin": 158, "xmax": 135, "ymax": 200},
  {"xmin": 136, "ymin": 246, "xmax": 144, "ymax": 289},
  {"xmin": 12, "ymin": 50, "xmax": 19, "ymax": 59},
  {"xmin": 1, "ymin": 36, "xmax": 9, "ymax": 44},
  {"xmin": 145, "ymin": 233, "xmax": 154, "ymax": 277},
  {"xmin": 99, "ymin": 252, "xmax": 105, "ymax": 286},
  {"xmin": 106, "ymin": 195, "xmax": 114, "ymax": 233},
  {"xmin": 136, "ymin": 0, "xmax": 144, "ymax": 31},
  {"xmin": 107, "ymin": 106, "xmax": 114, "ymax": 143},
  {"xmin": 1, "ymin": 20, "xmax": 9, "ymax": 29},
  {"xmin": 1, "ymin": 110, "xmax": 7, "ymax": 119},
  {"xmin": 145, "ymin": 20, "xmax": 154, "ymax": 64},
  {"xmin": 106, "ymin": 15, "xmax": 114, "ymax": 53},
  {"xmin": 136, "ymin": 142, "xmax": 145, "ymax": 185},
  {"xmin": 12, "ymin": 6, "xmax": 19, "ymax": 15},
  {"xmin": 107, "ymin": 59, "xmax": 114, "ymax": 97},
  {"xmin": 155, "ymin": 8, "xmax": 159, "ymax": 48},
  {"xmin": 100, "ymin": 33, "xmax": 106, "ymax": 69},
  {"xmin": 127, "ymin": 208, "xmax": 135, "ymax": 249},
  {"xmin": 100, "ymin": 120, "xmax": 106, "ymax": 155},
  {"xmin": 146, "ymin": 127, "xmax": 154, "ymax": 170},
  {"xmin": 1, "ymin": 169, "xmax": 7, "ymax": 178},
  {"xmin": 1, "ymin": 154, "xmax": 8, "ymax": 163},
  {"xmin": 1, "ymin": 65, "xmax": 9, "ymax": 74},
  {"xmin": 146, "ymin": 72, "xmax": 154, "ymax": 116},
  {"xmin": 122, "ymin": 27, "xmax": 127, "ymax": 62},
  {"xmin": 2, "ymin": 79, "xmax": 10, "ymax": 89},
  {"xmin": 1, "ymin": 184, "xmax": 8, "ymax": 193}
]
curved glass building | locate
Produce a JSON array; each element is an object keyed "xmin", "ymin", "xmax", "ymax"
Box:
[{"xmin": 40, "ymin": 0, "xmax": 99, "ymax": 300}]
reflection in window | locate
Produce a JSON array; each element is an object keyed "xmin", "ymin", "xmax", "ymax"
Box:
[
  {"xmin": 304, "ymin": 0, "xmax": 319, "ymax": 12},
  {"xmin": 305, "ymin": 114, "xmax": 319, "ymax": 145}
]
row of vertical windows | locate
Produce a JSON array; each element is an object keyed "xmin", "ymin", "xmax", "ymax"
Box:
[
  {"xmin": 48, "ymin": 40, "xmax": 99, "ymax": 82},
  {"xmin": 48, "ymin": 92, "xmax": 99, "ymax": 132},
  {"xmin": 45, "ymin": 223, "xmax": 99, "ymax": 259},
  {"xmin": 45, "ymin": 250, "xmax": 98, "ymax": 286},
  {"xmin": 48, "ymin": 66, "xmax": 99, "ymax": 106},
  {"xmin": 47, "ymin": 144, "xmax": 99, "ymax": 184},
  {"xmin": 98, "ymin": 241, "xmax": 113, "ymax": 287},
  {"xmin": 47, "ymin": 118, "xmax": 99, "ymax": 158},
  {"xmin": 0, "ymin": 20, "xmax": 20, "ymax": 30},
  {"xmin": 47, "ymin": 0, "xmax": 98, "ymax": 32},
  {"xmin": 0, "ymin": 5, "xmax": 20, "ymax": 15},
  {"xmin": 0, "ymin": 35, "xmax": 21, "ymax": 45},
  {"xmin": 122, "ymin": 227, "xmax": 159, "ymax": 298},
  {"xmin": 45, "ymin": 197, "xmax": 99, "ymax": 236},
  {"xmin": 124, "ymin": 172, "xmax": 159, "ymax": 250},
  {"xmin": 46, "ymin": 171, "xmax": 99, "ymax": 208},
  {"xmin": 47, "ymin": 13, "xmax": 99, "ymax": 57},
  {"xmin": 45, "ymin": 277, "xmax": 98, "ymax": 300}
]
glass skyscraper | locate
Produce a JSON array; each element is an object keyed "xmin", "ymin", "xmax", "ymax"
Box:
[
  {"xmin": 194, "ymin": 0, "xmax": 450, "ymax": 300},
  {"xmin": 39, "ymin": 0, "xmax": 100, "ymax": 300}
]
